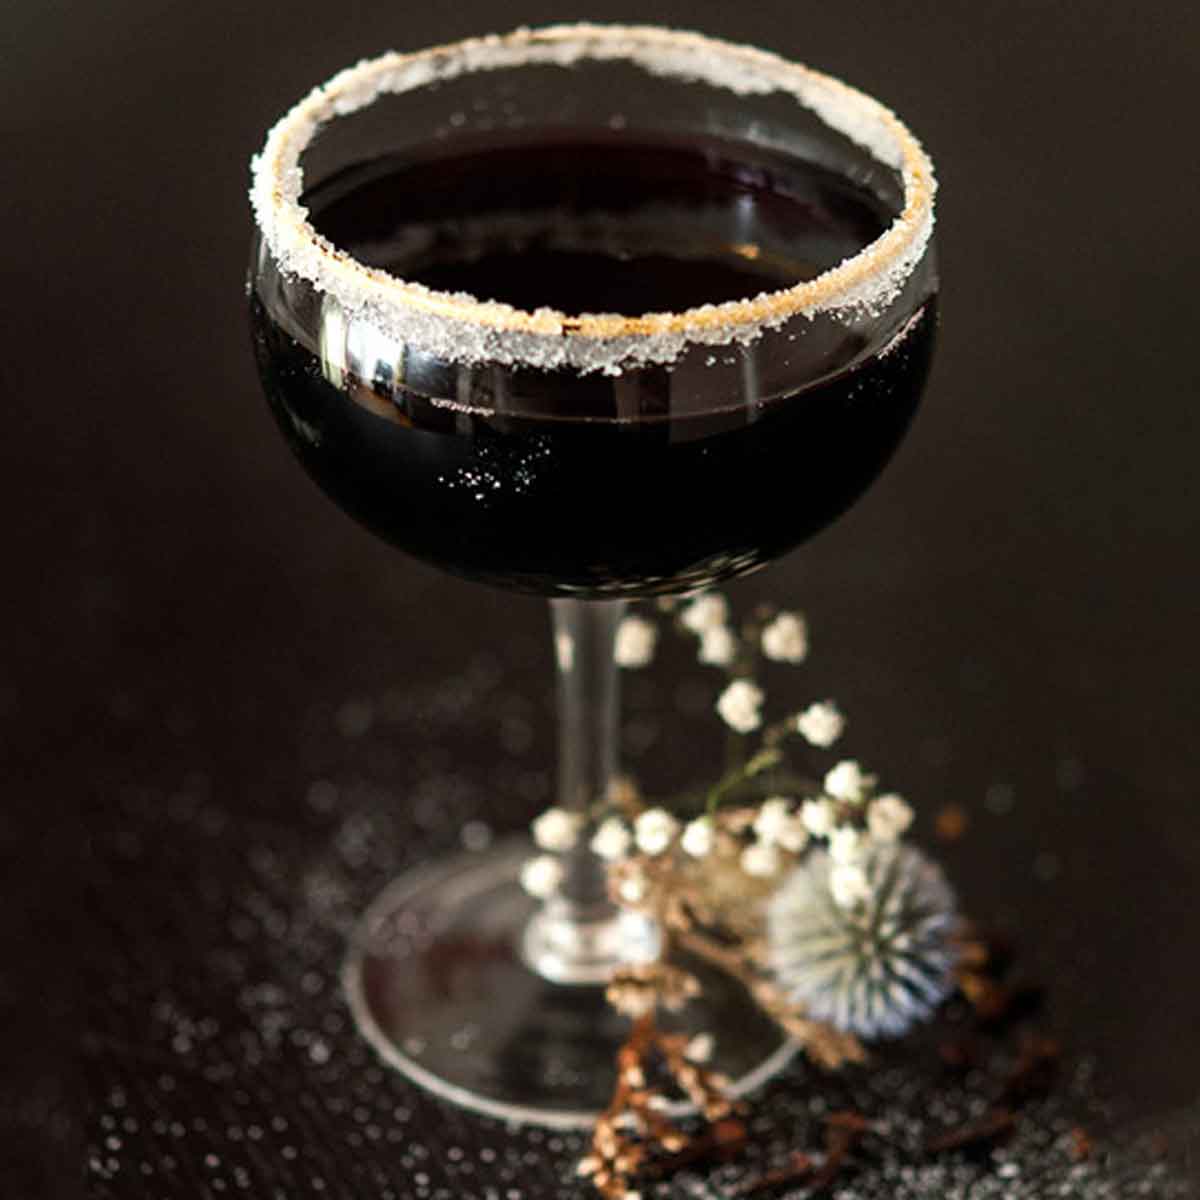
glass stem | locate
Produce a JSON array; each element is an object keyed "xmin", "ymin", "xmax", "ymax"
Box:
[
  {"xmin": 552, "ymin": 597, "xmax": 624, "ymax": 905},
  {"xmin": 521, "ymin": 598, "xmax": 660, "ymax": 983}
]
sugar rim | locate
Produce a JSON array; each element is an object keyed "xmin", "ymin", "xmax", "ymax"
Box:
[{"xmin": 250, "ymin": 23, "xmax": 936, "ymax": 370}]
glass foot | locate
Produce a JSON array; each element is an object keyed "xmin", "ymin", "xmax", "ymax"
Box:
[{"xmin": 343, "ymin": 839, "xmax": 796, "ymax": 1128}]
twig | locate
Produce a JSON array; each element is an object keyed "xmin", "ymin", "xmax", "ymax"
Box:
[
  {"xmin": 924, "ymin": 1107, "xmax": 1016, "ymax": 1155},
  {"xmin": 705, "ymin": 748, "xmax": 784, "ymax": 814},
  {"xmin": 638, "ymin": 1117, "xmax": 747, "ymax": 1179},
  {"xmin": 673, "ymin": 926, "xmax": 866, "ymax": 1070},
  {"xmin": 577, "ymin": 1010, "xmax": 741, "ymax": 1199},
  {"xmin": 999, "ymin": 1034, "xmax": 1059, "ymax": 1105},
  {"xmin": 735, "ymin": 1112, "xmax": 867, "ymax": 1197},
  {"xmin": 731, "ymin": 1150, "xmax": 814, "ymax": 1196}
]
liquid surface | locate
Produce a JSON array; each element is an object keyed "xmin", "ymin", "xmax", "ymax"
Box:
[
  {"xmin": 311, "ymin": 134, "xmax": 890, "ymax": 314},
  {"xmin": 252, "ymin": 133, "xmax": 936, "ymax": 596}
]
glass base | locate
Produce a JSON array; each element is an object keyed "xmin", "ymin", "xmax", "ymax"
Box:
[{"xmin": 343, "ymin": 838, "xmax": 796, "ymax": 1128}]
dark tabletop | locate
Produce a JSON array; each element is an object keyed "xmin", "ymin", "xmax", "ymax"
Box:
[{"xmin": 3, "ymin": 1, "xmax": 1199, "ymax": 1196}]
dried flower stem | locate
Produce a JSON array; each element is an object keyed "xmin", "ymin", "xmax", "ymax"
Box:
[
  {"xmin": 672, "ymin": 927, "xmax": 866, "ymax": 1070},
  {"xmin": 637, "ymin": 1117, "xmax": 747, "ymax": 1179},
  {"xmin": 734, "ymin": 1111, "xmax": 867, "ymax": 1197},
  {"xmin": 705, "ymin": 747, "xmax": 784, "ymax": 814},
  {"xmin": 923, "ymin": 1107, "xmax": 1016, "ymax": 1155},
  {"xmin": 579, "ymin": 1012, "xmax": 742, "ymax": 1199}
]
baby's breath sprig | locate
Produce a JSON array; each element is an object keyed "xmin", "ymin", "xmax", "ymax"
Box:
[
  {"xmin": 516, "ymin": 590, "xmax": 962, "ymax": 1197},
  {"xmin": 576, "ymin": 796, "xmax": 872, "ymax": 1071}
]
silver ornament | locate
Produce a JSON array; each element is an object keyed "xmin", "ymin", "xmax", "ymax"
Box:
[{"xmin": 766, "ymin": 843, "xmax": 959, "ymax": 1039}]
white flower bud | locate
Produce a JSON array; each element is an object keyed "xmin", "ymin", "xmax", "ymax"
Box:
[
  {"xmin": 680, "ymin": 816, "xmax": 715, "ymax": 858},
  {"xmin": 829, "ymin": 825, "xmax": 865, "ymax": 864},
  {"xmin": 801, "ymin": 797, "xmax": 837, "ymax": 838},
  {"xmin": 576, "ymin": 1154, "xmax": 602, "ymax": 1177},
  {"xmin": 867, "ymin": 793, "xmax": 914, "ymax": 841},
  {"xmin": 531, "ymin": 807, "xmax": 582, "ymax": 852},
  {"xmin": 747, "ymin": 796, "xmax": 809, "ymax": 852},
  {"xmin": 830, "ymin": 862, "xmax": 872, "ymax": 908},
  {"xmin": 776, "ymin": 816, "xmax": 809, "ymax": 854},
  {"xmin": 614, "ymin": 615, "xmax": 658, "ymax": 668},
  {"xmin": 795, "ymin": 701, "xmax": 845, "ymax": 747},
  {"xmin": 680, "ymin": 593, "xmax": 729, "ymax": 634},
  {"xmin": 634, "ymin": 808, "xmax": 680, "ymax": 856},
  {"xmin": 741, "ymin": 841, "xmax": 782, "ymax": 877},
  {"xmin": 590, "ymin": 817, "xmax": 633, "ymax": 861},
  {"xmin": 520, "ymin": 854, "xmax": 564, "ymax": 899},
  {"xmin": 753, "ymin": 797, "xmax": 793, "ymax": 844},
  {"xmin": 824, "ymin": 759, "xmax": 877, "ymax": 803},
  {"xmin": 617, "ymin": 872, "xmax": 648, "ymax": 904},
  {"xmin": 698, "ymin": 624, "xmax": 737, "ymax": 666},
  {"xmin": 761, "ymin": 612, "xmax": 808, "ymax": 663},
  {"xmin": 716, "ymin": 679, "xmax": 764, "ymax": 734}
]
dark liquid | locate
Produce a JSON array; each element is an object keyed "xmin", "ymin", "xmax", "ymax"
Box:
[{"xmin": 252, "ymin": 133, "xmax": 935, "ymax": 596}]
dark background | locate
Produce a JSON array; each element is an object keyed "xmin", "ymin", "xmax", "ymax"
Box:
[{"xmin": 3, "ymin": 1, "xmax": 1198, "ymax": 1195}]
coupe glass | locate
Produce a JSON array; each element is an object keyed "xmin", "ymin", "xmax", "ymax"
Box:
[{"xmin": 248, "ymin": 24, "xmax": 937, "ymax": 1126}]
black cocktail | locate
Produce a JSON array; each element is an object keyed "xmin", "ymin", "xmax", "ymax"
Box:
[{"xmin": 248, "ymin": 24, "xmax": 938, "ymax": 1125}]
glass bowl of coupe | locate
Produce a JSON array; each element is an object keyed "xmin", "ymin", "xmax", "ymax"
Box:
[{"xmin": 248, "ymin": 24, "xmax": 937, "ymax": 1126}]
